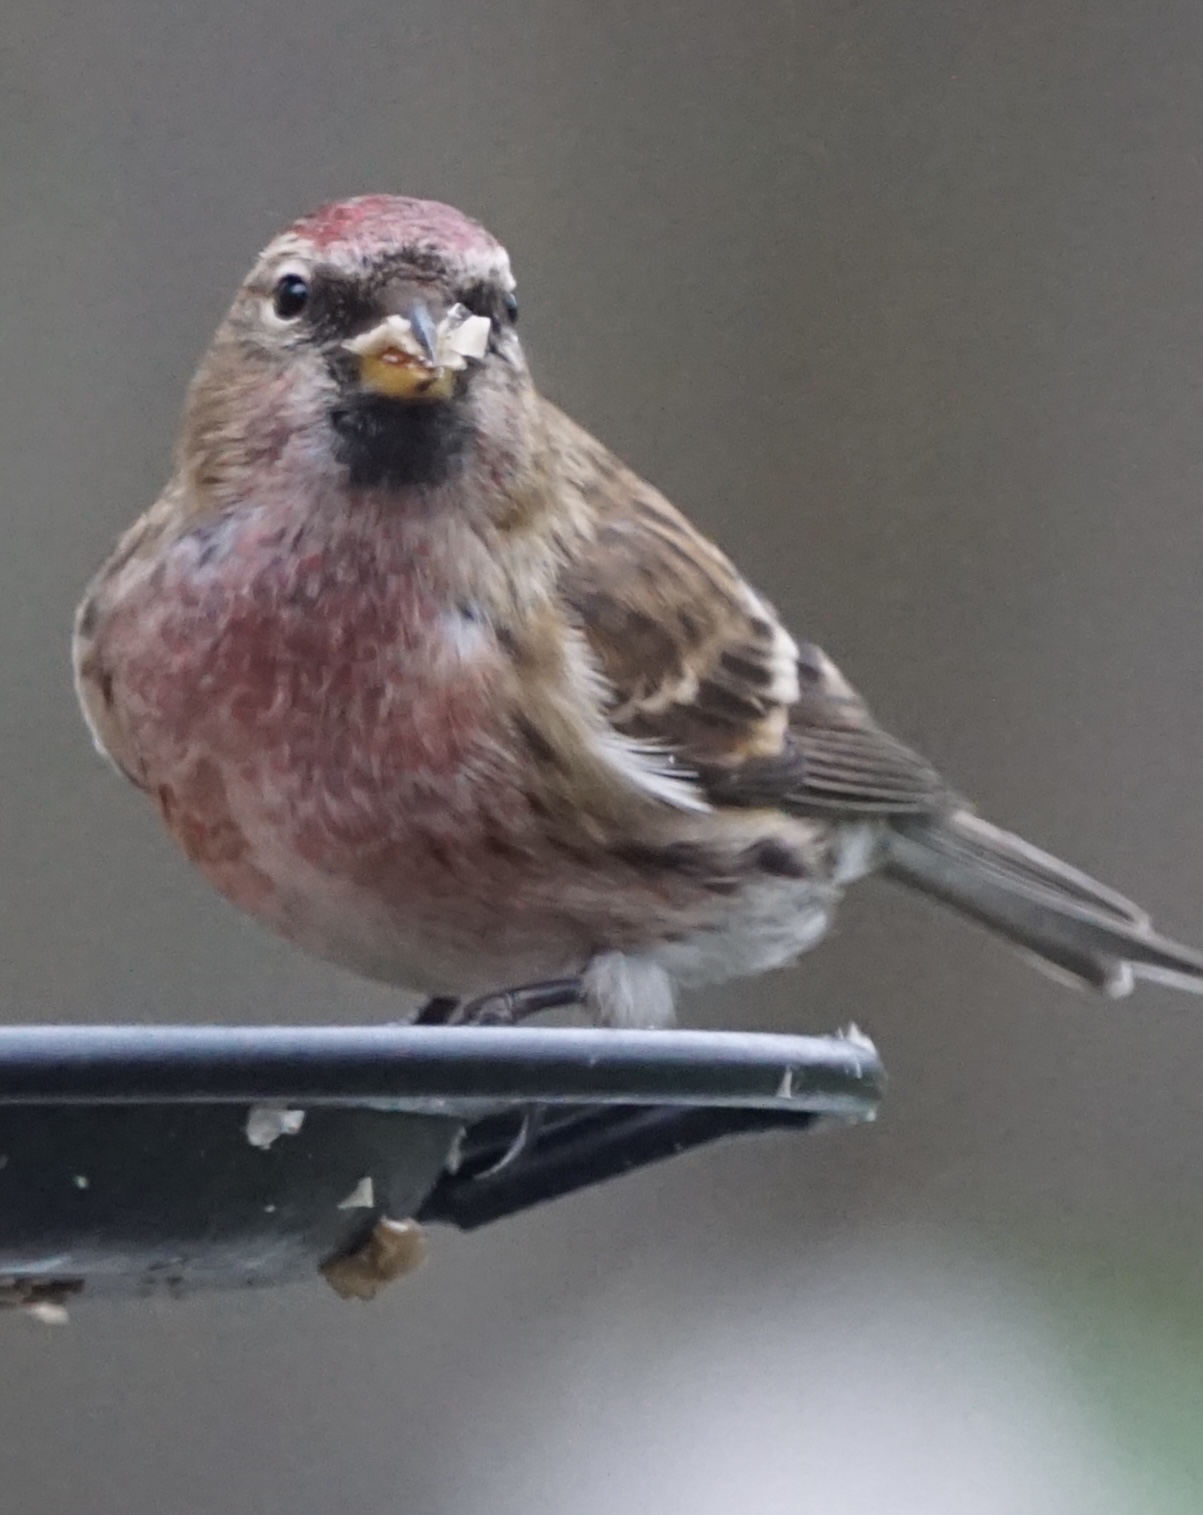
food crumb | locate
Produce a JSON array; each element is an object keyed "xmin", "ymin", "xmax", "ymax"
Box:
[
  {"xmin": 321, "ymin": 1219, "xmax": 427, "ymax": 1302},
  {"xmin": 25, "ymin": 1302, "xmax": 70, "ymax": 1326},
  {"xmin": 336, "ymin": 1176, "xmax": 375, "ymax": 1210},
  {"xmin": 245, "ymin": 1106, "xmax": 306, "ymax": 1149}
]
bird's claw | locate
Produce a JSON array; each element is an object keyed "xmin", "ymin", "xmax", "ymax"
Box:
[{"xmin": 414, "ymin": 976, "xmax": 585, "ymax": 1027}]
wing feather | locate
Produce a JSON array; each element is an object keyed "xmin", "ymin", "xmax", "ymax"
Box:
[{"xmin": 545, "ymin": 401, "xmax": 948, "ymax": 819}]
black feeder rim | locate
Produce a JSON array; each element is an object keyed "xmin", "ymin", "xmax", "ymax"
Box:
[{"xmin": 0, "ymin": 1023, "xmax": 883, "ymax": 1304}]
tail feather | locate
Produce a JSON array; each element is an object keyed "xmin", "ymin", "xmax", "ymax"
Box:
[{"xmin": 885, "ymin": 809, "xmax": 1203, "ymax": 997}]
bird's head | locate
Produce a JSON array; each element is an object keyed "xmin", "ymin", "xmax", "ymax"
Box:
[{"xmin": 182, "ymin": 196, "xmax": 530, "ymax": 498}]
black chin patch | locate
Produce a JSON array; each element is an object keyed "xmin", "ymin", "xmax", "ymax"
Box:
[{"xmin": 329, "ymin": 393, "xmax": 472, "ymax": 490}]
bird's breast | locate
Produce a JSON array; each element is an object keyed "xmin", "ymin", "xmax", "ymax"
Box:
[{"xmin": 90, "ymin": 507, "xmax": 540, "ymax": 893}]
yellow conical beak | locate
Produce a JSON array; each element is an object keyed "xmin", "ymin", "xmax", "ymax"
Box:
[{"xmin": 344, "ymin": 304, "xmax": 491, "ymax": 402}]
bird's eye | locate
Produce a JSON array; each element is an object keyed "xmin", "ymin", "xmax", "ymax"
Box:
[
  {"xmin": 503, "ymin": 290, "xmax": 519, "ymax": 324},
  {"xmin": 271, "ymin": 273, "xmax": 310, "ymax": 321}
]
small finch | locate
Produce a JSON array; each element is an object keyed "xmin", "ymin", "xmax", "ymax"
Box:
[{"xmin": 74, "ymin": 194, "xmax": 1203, "ymax": 1028}]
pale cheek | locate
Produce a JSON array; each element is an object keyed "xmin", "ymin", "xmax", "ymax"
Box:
[{"xmin": 205, "ymin": 363, "xmax": 341, "ymax": 501}]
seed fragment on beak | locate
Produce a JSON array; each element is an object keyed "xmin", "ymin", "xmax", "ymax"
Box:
[
  {"xmin": 344, "ymin": 313, "xmax": 433, "ymax": 367},
  {"xmin": 439, "ymin": 306, "xmax": 492, "ymax": 363},
  {"xmin": 343, "ymin": 307, "xmax": 492, "ymax": 374}
]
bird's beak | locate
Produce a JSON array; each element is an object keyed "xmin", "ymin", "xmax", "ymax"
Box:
[{"xmin": 343, "ymin": 302, "xmax": 492, "ymax": 402}]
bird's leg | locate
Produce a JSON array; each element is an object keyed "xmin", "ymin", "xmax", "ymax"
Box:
[
  {"xmin": 415, "ymin": 977, "xmax": 585, "ymax": 1027},
  {"xmin": 458, "ymin": 977, "xmax": 585, "ymax": 1024}
]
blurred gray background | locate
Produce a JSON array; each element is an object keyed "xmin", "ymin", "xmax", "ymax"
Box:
[{"xmin": 4, "ymin": 0, "xmax": 1203, "ymax": 1509}]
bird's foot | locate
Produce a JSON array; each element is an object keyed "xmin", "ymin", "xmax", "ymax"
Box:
[
  {"xmin": 412, "ymin": 994, "xmax": 461, "ymax": 1026},
  {"xmin": 413, "ymin": 977, "xmax": 585, "ymax": 1027}
]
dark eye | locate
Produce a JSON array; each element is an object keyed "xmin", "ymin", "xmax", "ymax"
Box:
[
  {"xmin": 503, "ymin": 290, "xmax": 519, "ymax": 324},
  {"xmin": 271, "ymin": 273, "xmax": 310, "ymax": 321}
]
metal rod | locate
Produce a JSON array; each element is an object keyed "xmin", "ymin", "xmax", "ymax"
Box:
[
  {"xmin": 420, "ymin": 1105, "xmax": 821, "ymax": 1229},
  {"xmin": 0, "ymin": 1025, "xmax": 882, "ymax": 1116}
]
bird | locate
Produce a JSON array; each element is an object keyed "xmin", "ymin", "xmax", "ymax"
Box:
[{"xmin": 73, "ymin": 193, "xmax": 1203, "ymax": 1030}]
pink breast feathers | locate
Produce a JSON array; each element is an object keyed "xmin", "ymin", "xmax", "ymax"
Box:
[{"xmin": 106, "ymin": 508, "xmax": 526, "ymax": 926}]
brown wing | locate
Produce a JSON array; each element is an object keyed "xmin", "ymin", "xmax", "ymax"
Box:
[{"xmin": 545, "ymin": 401, "xmax": 948, "ymax": 818}]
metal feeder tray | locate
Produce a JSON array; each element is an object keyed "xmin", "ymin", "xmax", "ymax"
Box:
[{"xmin": 0, "ymin": 1023, "xmax": 883, "ymax": 1303}]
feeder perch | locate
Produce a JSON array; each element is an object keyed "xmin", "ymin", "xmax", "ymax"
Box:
[{"xmin": 0, "ymin": 1023, "xmax": 883, "ymax": 1306}]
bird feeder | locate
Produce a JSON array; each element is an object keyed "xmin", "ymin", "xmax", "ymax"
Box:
[{"xmin": 0, "ymin": 1023, "xmax": 883, "ymax": 1311}]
